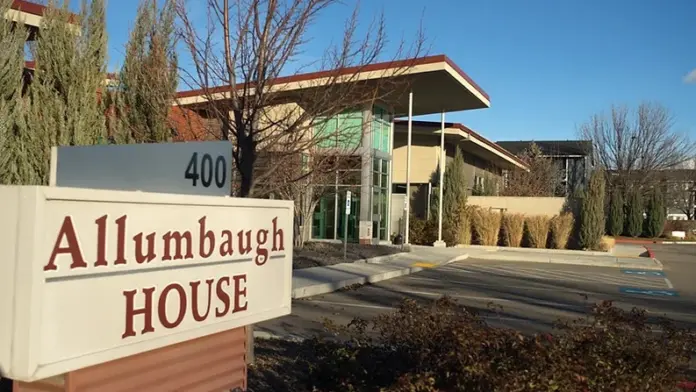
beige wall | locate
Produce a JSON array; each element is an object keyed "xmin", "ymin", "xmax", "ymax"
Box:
[
  {"xmin": 392, "ymin": 131, "xmax": 503, "ymax": 194},
  {"xmin": 468, "ymin": 196, "xmax": 566, "ymax": 217}
]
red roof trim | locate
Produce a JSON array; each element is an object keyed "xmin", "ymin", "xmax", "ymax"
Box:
[
  {"xmin": 395, "ymin": 119, "xmax": 528, "ymax": 170},
  {"xmin": 11, "ymin": 0, "xmax": 78, "ymax": 23},
  {"xmin": 176, "ymin": 54, "xmax": 489, "ymax": 101}
]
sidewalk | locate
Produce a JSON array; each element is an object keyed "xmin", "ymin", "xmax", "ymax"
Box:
[
  {"xmin": 464, "ymin": 246, "xmax": 663, "ymax": 270},
  {"xmin": 291, "ymin": 246, "xmax": 468, "ymax": 299}
]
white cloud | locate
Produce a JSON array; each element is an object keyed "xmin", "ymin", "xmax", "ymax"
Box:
[{"xmin": 683, "ymin": 69, "xmax": 696, "ymax": 83}]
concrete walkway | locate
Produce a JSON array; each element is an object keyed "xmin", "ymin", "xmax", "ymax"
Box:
[
  {"xmin": 290, "ymin": 244, "xmax": 664, "ymax": 299},
  {"xmin": 291, "ymin": 246, "xmax": 469, "ymax": 299}
]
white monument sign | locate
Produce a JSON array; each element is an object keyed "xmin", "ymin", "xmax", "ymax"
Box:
[
  {"xmin": 0, "ymin": 186, "xmax": 292, "ymax": 382},
  {"xmin": 50, "ymin": 141, "xmax": 232, "ymax": 196}
]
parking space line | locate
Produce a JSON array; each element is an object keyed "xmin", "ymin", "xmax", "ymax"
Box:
[{"xmin": 665, "ymin": 278, "xmax": 674, "ymax": 289}]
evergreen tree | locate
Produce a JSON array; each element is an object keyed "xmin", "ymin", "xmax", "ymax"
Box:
[
  {"xmin": 645, "ymin": 187, "xmax": 666, "ymax": 238},
  {"xmin": 607, "ymin": 189, "xmax": 624, "ymax": 237},
  {"xmin": 432, "ymin": 147, "xmax": 468, "ymax": 244},
  {"xmin": 113, "ymin": 0, "xmax": 178, "ymax": 144},
  {"xmin": 0, "ymin": 0, "xmax": 35, "ymax": 184},
  {"xmin": 28, "ymin": 0, "xmax": 109, "ymax": 184},
  {"xmin": 579, "ymin": 169, "xmax": 605, "ymax": 250},
  {"xmin": 624, "ymin": 188, "xmax": 644, "ymax": 237}
]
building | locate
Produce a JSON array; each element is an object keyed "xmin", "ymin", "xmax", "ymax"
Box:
[
  {"xmin": 391, "ymin": 120, "xmax": 528, "ymax": 223},
  {"xmin": 174, "ymin": 55, "xmax": 490, "ymax": 244},
  {"xmin": 495, "ymin": 140, "xmax": 593, "ymax": 196}
]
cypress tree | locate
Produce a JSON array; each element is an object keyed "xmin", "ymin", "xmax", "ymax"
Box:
[
  {"xmin": 0, "ymin": 0, "xmax": 36, "ymax": 185},
  {"xmin": 607, "ymin": 189, "xmax": 624, "ymax": 237},
  {"xmin": 113, "ymin": 0, "xmax": 178, "ymax": 144},
  {"xmin": 434, "ymin": 147, "xmax": 468, "ymax": 244},
  {"xmin": 624, "ymin": 188, "xmax": 643, "ymax": 237},
  {"xmin": 645, "ymin": 187, "xmax": 666, "ymax": 238},
  {"xmin": 28, "ymin": 0, "xmax": 109, "ymax": 184},
  {"xmin": 579, "ymin": 169, "xmax": 605, "ymax": 250}
]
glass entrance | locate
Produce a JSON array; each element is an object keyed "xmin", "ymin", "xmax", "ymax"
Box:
[
  {"xmin": 312, "ymin": 194, "xmax": 336, "ymax": 240},
  {"xmin": 312, "ymin": 190, "xmax": 359, "ymax": 242}
]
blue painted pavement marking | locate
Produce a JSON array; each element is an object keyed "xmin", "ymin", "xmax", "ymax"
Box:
[
  {"xmin": 619, "ymin": 287, "xmax": 679, "ymax": 297},
  {"xmin": 621, "ymin": 269, "xmax": 665, "ymax": 277}
]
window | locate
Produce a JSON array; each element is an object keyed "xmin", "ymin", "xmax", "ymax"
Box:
[
  {"xmin": 372, "ymin": 105, "xmax": 391, "ymax": 152},
  {"xmin": 315, "ymin": 110, "xmax": 363, "ymax": 149}
]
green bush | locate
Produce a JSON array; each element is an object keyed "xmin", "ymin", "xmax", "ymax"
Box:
[
  {"xmin": 295, "ymin": 298, "xmax": 696, "ymax": 392},
  {"xmin": 550, "ymin": 213, "xmax": 574, "ymax": 249},
  {"xmin": 580, "ymin": 169, "xmax": 606, "ymax": 250},
  {"xmin": 645, "ymin": 187, "xmax": 666, "ymax": 238},
  {"xmin": 408, "ymin": 216, "xmax": 437, "ymax": 245},
  {"xmin": 525, "ymin": 215, "xmax": 550, "ymax": 248},
  {"xmin": 607, "ymin": 189, "xmax": 624, "ymax": 237},
  {"xmin": 624, "ymin": 188, "xmax": 644, "ymax": 238},
  {"xmin": 471, "ymin": 208, "xmax": 502, "ymax": 246},
  {"xmin": 500, "ymin": 213, "xmax": 525, "ymax": 247}
]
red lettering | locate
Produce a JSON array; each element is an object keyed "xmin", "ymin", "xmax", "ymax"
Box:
[
  {"xmin": 158, "ymin": 283, "xmax": 186, "ymax": 329},
  {"xmin": 134, "ymin": 233, "xmax": 156, "ymax": 264},
  {"xmin": 122, "ymin": 287, "xmax": 156, "ymax": 338},
  {"xmin": 219, "ymin": 230, "xmax": 234, "ymax": 256},
  {"xmin": 198, "ymin": 217, "xmax": 215, "ymax": 258},
  {"xmin": 272, "ymin": 217, "xmax": 284, "ymax": 251},
  {"xmin": 95, "ymin": 215, "xmax": 108, "ymax": 267},
  {"xmin": 162, "ymin": 231, "xmax": 193, "ymax": 260},
  {"xmin": 190, "ymin": 279, "xmax": 214, "ymax": 322},
  {"xmin": 232, "ymin": 274, "xmax": 248, "ymax": 313},
  {"xmin": 238, "ymin": 230, "xmax": 252, "ymax": 255},
  {"xmin": 115, "ymin": 215, "xmax": 127, "ymax": 265},
  {"xmin": 215, "ymin": 277, "xmax": 231, "ymax": 317},
  {"xmin": 45, "ymin": 216, "xmax": 86, "ymax": 271},
  {"xmin": 256, "ymin": 229, "xmax": 269, "ymax": 266}
]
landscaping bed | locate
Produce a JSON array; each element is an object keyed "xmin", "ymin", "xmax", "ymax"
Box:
[{"xmin": 293, "ymin": 241, "xmax": 405, "ymax": 270}]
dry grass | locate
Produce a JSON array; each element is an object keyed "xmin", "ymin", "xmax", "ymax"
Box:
[
  {"xmin": 525, "ymin": 215, "xmax": 550, "ymax": 249},
  {"xmin": 472, "ymin": 208, "xmax": 502, "ymax": 246},
  {"xmin": 549, "ymin": 213, "xmax": 574, "ymax": 249},
  {"xmin": 501, "ymin": 213, "xmax": 525, "ymax": 247},
  {"xmin": 598, "ymin": 236, "xmax": 616, "ymax": 252},
  {"xmin": 457, "ymin": 206, "xmax": 474, "ymax": 245}
]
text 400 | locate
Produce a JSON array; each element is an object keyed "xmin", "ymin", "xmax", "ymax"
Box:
[{"xmin": 185, "ymin": 152, "xmax": 226, "ymax": 188}]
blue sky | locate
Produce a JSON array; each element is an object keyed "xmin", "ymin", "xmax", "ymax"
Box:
[{"xmin": 103, "ymin": 0, "xmax": 696, "ymax": 142}]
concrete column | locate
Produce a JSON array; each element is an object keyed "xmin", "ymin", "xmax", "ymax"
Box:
[
  {"xmin": 359, "ymin": 105, "xmax": 373, "ymax": 244},
  {"xmin": 434, "ymin": 111, "xmax": 446, "ymax": 247},
  {"xmin": 404, "ymin": 92, "xmax": 413, "ymax": 245},
  {"xmin": 386, "ymin": 118, "xmax": 394, "ymax": 242}
]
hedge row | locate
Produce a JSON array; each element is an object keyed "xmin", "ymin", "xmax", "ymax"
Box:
[{"xmin": 410, "ymin": 207, "xmax": 576, "ymax": 250}]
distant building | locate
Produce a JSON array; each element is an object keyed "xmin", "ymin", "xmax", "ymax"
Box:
[{"xmin": 495, "ymin": 140, "xmax": 593, "ymax": 196}]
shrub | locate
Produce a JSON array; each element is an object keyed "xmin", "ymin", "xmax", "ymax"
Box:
[
  {"xmin": 525, "ymin": 215, "xmax": 550, "ymax": 248},
  {"xmin": 607, "ymin": 189, "xmax": 624, "ymax": 237},
  {"xmin": 408, "ymin": 216, "xmax": 436, "ymax": 245},
  {"xmin": 471, "ymin": 208, "xmax": 502, "ymax": 246},
  {"xmin": 645, "ymin": 187, "xmax": 666, "ymax": 238},
  {"xmin": 579, "ymin": 169, "xmax": 606, "ymax": 250},
  {"xmin": 440, "ymin": 147, "xmax": 468, "ymax": 245},
  {"xmin": 599, "ymin": 235, "xmax": 616, "ymax": 252},
  {"xmin": 457, "ymin": 206, "xmax": 474, "ymax": 245},
  {"xmin": 625, "ymin": 188, "xmax": 643, "ymax": 237},
  {"xmin": 500, "ymin": 213, "xmax": 525, "ymax": 247},
  {"xmin": 550, "ymin": 213, "xmax": 574, "ymax": 249},
  {"xmin": 299, "ymin": 298, "xmax": 696, "ymax": 392}
]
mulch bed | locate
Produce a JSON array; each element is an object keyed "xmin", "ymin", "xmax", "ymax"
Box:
[
  {"xmin": 293, "ymin": 241, "xmax": 406, "ymax": 270},
  {"xmin": 247, "ymin": 338, "xmax": 310, "ymax": 392}
]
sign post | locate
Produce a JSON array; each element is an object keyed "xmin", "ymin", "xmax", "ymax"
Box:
[{"xmin": 344, "ymin": 190, "xmax": 351, "ymax": 260}]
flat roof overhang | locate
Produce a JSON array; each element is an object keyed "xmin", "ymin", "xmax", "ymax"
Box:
[
  {"xmin": 175, "ymin": 55, "xmax": 490, "ymax": 117},
  {"xmin": 395, "ymin": 121, "xmax": 529, "ymax": 172}
]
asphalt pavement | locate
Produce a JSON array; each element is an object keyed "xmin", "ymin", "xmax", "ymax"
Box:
[{"xmin": 256, "ymin": 245, "xmax": 696, "ymax": 339}]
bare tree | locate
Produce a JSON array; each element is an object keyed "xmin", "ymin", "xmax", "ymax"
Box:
[
  {"xmin": 579, "ymin": 103, "xmax": 696, "ymax": 190},
  {"xmin": 502, "ymin": 143, "xmax": 561, "ymax": 197},
  {"xmin": 175, "ymin": 0, "xmax": 424, "ymax": 197},
  {"xmin": 664, "ymin": 169, "xmax": 696, "ymax": 220}
]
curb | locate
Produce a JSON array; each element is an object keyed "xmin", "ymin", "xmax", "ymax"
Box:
[
  {"xmin": 291, "ymin": 254, "xmax": 469, "ymax": 299},
  {"xmin": 643, "ymin": 245, "xmax": 656, "ymax": 259},
  {"xmin": 455, "ymin": 244, "xmax": 612, "ymax": 257},
  {"xmin": 472, "ymin": 253, "xmax": 664, "ymax": 270},
  {"xmin": 358, "ymin": 252, "xmax": 408, "ymax": 264}
]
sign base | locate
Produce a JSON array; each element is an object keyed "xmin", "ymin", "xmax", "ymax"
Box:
[{"xmin": 13, "ymin": 327, "xmax": 248, "ymax": 392}]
